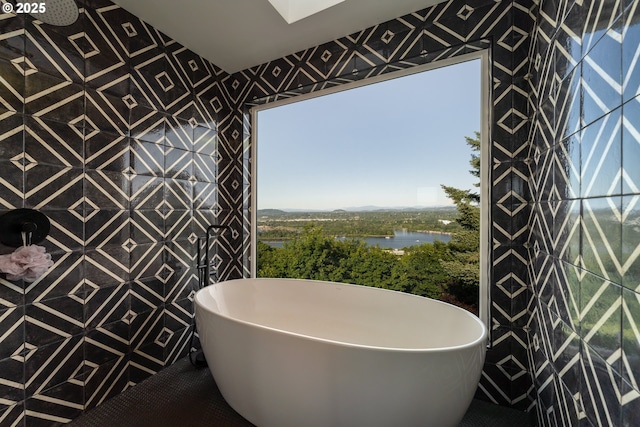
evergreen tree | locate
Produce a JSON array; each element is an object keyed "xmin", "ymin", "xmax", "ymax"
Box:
[{"xmin": 440, "ymin": 132, "xmax": 481, "ymax": 306}]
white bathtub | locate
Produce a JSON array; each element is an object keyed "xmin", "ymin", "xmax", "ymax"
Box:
[{"xmin": 194, "ymin": 278, "xmax": 487, "ymax": 427}]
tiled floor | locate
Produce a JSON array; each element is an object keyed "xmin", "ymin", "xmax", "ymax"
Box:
[{"xmin": 68, "ymin": 357, "xmax": 535, "ymax": 427}]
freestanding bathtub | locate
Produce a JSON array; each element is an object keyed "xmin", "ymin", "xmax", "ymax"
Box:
[{"xmin": 194, "ymin": 278, "xmax": 487, "ymax": 427}]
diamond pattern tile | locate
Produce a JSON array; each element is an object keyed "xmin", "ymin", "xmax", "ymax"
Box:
[
  {"xmin": 5, "ymin": 0, "xmax": 640, "ymax": 424},
  {"xmin": 527, "ymin": 0, "xmax": 640, "ymax": 425}
]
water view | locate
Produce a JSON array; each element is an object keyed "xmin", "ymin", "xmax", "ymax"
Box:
[{"xmin": 263, "ymin": 230, "xmax": 451, "ymax": 250}]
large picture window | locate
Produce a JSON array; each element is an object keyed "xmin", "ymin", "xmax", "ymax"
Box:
[{"xmin": 251, "ymin": 52, "xmax": 490, "ymax": 326}]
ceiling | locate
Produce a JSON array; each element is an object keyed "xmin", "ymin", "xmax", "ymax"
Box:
[{"xmin": 111, "ymin": 0, "xmax": 442, "ymax": 74}]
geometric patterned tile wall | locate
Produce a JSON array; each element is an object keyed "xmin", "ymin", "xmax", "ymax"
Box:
[
  {"xmin": 6, "ymin": 0, "xmax": 622, "ymax": 425},
  {"xmin": 0, "ymin": 0, "xmax": 241, "ymax": 424},
  {"xmin": 527, "ymin": 0, "xmax": 640, "ymax": 425},
  {"xmin": 229, "ymin": 0, "xmax": 537, "ymax": 415}
]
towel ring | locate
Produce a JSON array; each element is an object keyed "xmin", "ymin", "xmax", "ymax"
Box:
[{"xmin": 0, "ymin": 209, "xmax": 51, "ymax": 247}]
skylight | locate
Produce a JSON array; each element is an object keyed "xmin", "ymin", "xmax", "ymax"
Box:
[{"xmin": 267, "ymin": 0, "xmax": 345, "ymax": 24}]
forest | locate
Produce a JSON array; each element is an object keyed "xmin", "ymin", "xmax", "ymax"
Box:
[{"xmin": 256, "ymin": 133, "xmax": 481, "ymax": 313}]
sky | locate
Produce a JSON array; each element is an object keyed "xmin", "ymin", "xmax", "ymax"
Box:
[{"xmin": 256, "ymin": 58, "xmax": 481, "ymax": 211}]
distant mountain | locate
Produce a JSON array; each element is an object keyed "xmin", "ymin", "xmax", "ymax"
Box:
[
  {"xmin": 342, "ymin": 205, "xmax": 455, "ymax": 212},
  {"xmin": 258, "ymin": 206, "xmax": 456, "ymax": 214},
  {"xmin": 257, "ymin": 209, "xmax": 288, "ymax": 216}
]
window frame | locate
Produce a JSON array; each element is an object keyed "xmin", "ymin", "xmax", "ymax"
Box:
[{"xmin": 250, "ymin": 50, "xmax": 491, "ymax": 327}]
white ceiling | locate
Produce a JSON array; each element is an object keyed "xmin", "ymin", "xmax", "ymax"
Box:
[{"xmin": 111, "ymin": 0, "xmax": 441, "ymax": 74}]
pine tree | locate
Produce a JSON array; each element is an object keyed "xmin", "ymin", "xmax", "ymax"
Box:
[{"xmin": 439, "ymin": 132, "xmax": 480, "ymax": 306}]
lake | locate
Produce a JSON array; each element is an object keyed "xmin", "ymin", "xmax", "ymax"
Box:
[{"xmin": 262, "ymin": 230, "xmax": 451, "ymax": 250}]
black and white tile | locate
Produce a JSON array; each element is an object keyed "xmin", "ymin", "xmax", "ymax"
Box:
[
  {"xmin": 0, "ymin": 0, "xmax": 234, "ymax": 423},
  {"xmin": 527, "ymin": 0, "xmax": 640, "ymax": 425},
  {"xmin": 3, "ymin": 0, "xmax": 639, "ymax": 424}
]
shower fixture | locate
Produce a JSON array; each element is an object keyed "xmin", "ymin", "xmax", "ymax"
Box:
[
  {"xmin": 17, "ymin": 0, "xmax": 79, "ymax": 26},
  {"xmin": 0, "ymin": 208, "xmax": 50, "ymax": 248}
]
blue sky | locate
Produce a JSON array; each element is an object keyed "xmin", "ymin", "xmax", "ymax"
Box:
[{"xmin": 256, "ymin": 58, "xmax": 481, "ymax": 211}]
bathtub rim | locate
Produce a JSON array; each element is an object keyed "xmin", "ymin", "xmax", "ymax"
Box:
[{"xmin": 195, "ymin": 277, "xmax": 488, "ymax": 354}]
